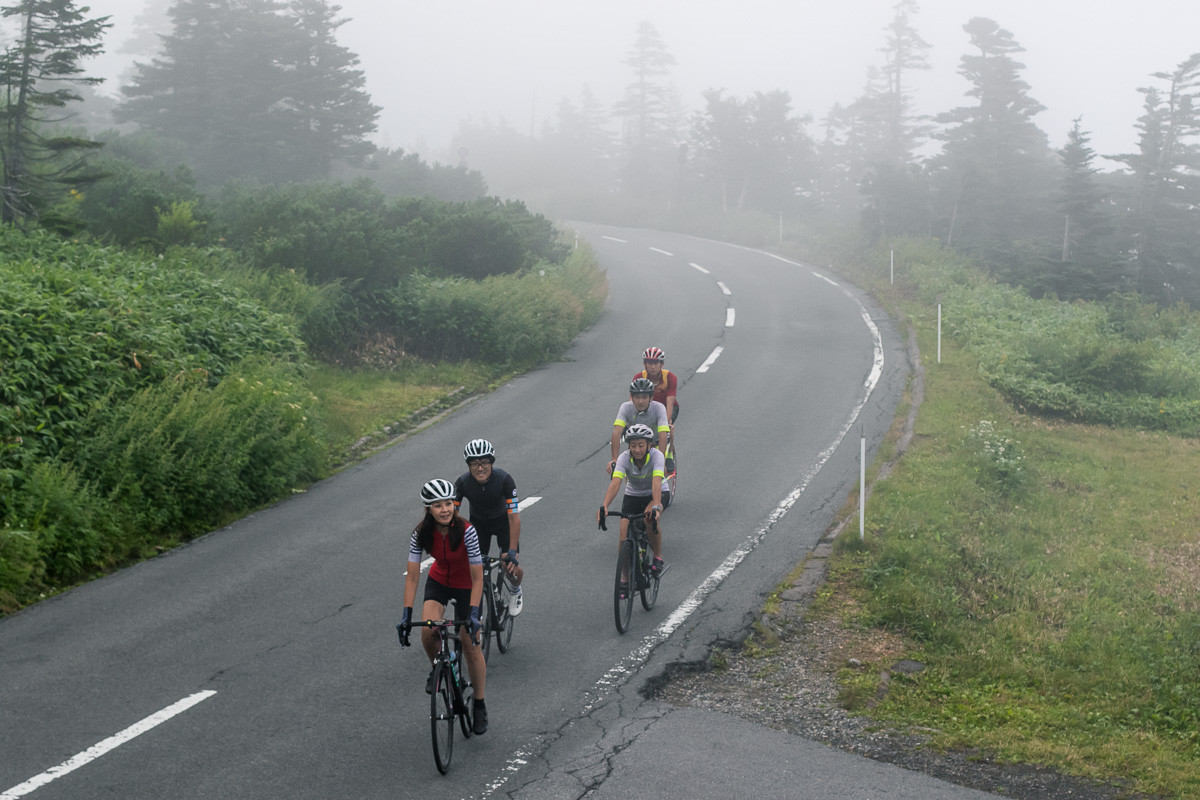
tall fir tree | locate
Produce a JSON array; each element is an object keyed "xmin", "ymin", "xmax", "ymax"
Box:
[
  {"xmin": 930, "ymin": 17, "xmax": 1055, "ymax": 274},
  {"xmin": 820, "ymin": 0, "xmax": 932, "ymax": 237},
  {"xmin": 117, "ymin": 0, "xmax": 377, "ymax": 186},
  {"xmin": 613, "ymin": 21, "xmax": 679, "ymax": 202},
  {"xmin": 1111, "ymin": 53, "xmax": 1200, "ymax": 304},
  {"xmin": 1051, "ymin": 118, "xmax": 1120, "ymax": 299},
  {"xmin": 0, "ymin": 0, "xmax": 111, "ymax": 223}
]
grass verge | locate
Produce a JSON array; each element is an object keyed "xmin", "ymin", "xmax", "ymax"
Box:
[{"xmin": 815, "ymin": 291, "xmax": 1200, "ymax": 798}]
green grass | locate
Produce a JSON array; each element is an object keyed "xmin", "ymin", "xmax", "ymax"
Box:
[
  {"xmin": 308, "ymin": 361, "xmax": 508, "ymax": 457},
  {"xmin": 817, "ymin": 281, "xmax": 1200, "ymax": 797}
]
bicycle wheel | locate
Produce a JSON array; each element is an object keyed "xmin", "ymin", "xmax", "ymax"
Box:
[
  {"xmin": 455, "ymin": 639, "xmax": 474, "ymax": 738},
  {"xmin": 494, "ymin": 567, "xmax": 515, "ymax": 653},
  {"xmin": 480, "ymin": 569, "xmax": 495, "ymax": 664},
  {"xmin": 430, "ymin": 661, "xmax": 454, "ymax": 774},
  {"xmin": 640, "ymin": 559, "xmax": 660, "ymax": 610},
  {"xmin": 613, "ymin": 537, "xmax": 636, "ymax": 634}
]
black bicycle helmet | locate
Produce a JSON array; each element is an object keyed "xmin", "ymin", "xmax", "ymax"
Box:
[
  {"xmin": 463, "ymin": 438, "xmax": 495, "ymax": 462},
  {"xmin": 624, "ymin": 423, "xmax": 656, "ymax": 443},
  {"xmin": 630, "ymin": 377, "xmax": 655, "ymax": 395},
  {"xmin": 420, "ymin": 478, "xmax": 456, "ymax": 505}
]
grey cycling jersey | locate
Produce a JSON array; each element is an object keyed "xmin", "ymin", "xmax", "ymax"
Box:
[
  {"xmin": 613, "ymin": 399, "xmax": 670, "ymax": 436},
  {"xmin": 613, "ymin": 447, "xmax": 666, "ymax": 497}
]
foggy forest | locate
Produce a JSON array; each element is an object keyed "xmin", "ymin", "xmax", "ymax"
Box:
[{"xmin": 1, "ymin": 0, "xmax": 1197, "ymax": 307}]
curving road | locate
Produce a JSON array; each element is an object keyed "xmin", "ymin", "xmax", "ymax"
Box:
[{"xmin": 0, "ymin": 224, "xmax": 969, "ymax": 799}]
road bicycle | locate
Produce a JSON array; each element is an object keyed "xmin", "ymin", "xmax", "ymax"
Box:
[
  {"xmin": 480, "ymin": 555, "xmax": 516, "ymax": 663},
  {"xmin": 399, "ymin": 615, "xmax": 475, "ymax": 774},
  {"xmin": 600, "ymin": 509, "xmax": 667, "ymax": 634}
]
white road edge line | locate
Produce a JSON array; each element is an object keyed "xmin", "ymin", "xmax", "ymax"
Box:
[
  {"xmin": 696, "ymin": 346, "xmax": 724, "ymax": 373},
  {"xmin": 689, "ymin": 262, "xmax": 710, "ymax": 274},
  {"xmin": 601, "ymin": 235, "xmax": 627, "ymax": 243},
  {"xmin": 2, "ymin": 691, "xmax": 218, "ymax": 800},
  {"xmin": 477, "ymin": 265, "xmax": 886, "ymax": 800}
]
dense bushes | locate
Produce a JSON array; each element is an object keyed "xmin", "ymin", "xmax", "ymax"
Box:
[
  {"xmin": 0, "ymin": 230, "xmax": 306, "ymax": 477},
  {"xmin": 391, "ymin": 245, "xmax": 606, "ymax": 365},
  {"xmin": 0, "ymin": 230, "xmax": 322, "ymax": 609}
]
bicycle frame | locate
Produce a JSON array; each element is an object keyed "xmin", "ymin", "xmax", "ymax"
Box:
[{"xmin": 602, "ymin": 510, "xmax": 662, "ymax": 633}]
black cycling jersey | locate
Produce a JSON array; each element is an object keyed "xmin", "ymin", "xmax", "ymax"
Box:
[{"xmin": 454, "ymin": 467, "xmax": 519, "ymax": 523}]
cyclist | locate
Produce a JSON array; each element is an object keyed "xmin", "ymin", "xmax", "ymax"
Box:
[
  {"xmin": 398, "ymin": 478, "xmax": 489, "ymax": 735},
  {"xmin": 634, "ymin": 346, "xmax": 679, "ymax": 469},
  {"xmin": 454, "ymin": 438, "xmax": 524, "ymax": 616},
  {"xmin": 609, "ymin": 377, "xmax": 670, "ymax": 476},
  {"xmin": 635, "ymin": 346, "xmax": 679, "ymax": 425},
  {"xmin": 596, "ymin": 423, "xmax": 666, "ymax": 578}
]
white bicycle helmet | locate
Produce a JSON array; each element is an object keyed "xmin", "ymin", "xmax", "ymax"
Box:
[
  {"xmin": 463, "ymin": 438, "xmax": 495, "ymax": 462},
  {"xmin": 420, "ymin": 478, "xmax": 456, "ymax": 505},
  {"xmin": 624, "ymin": 423, "xmax": 656, "ymax": 443},
  {"xmin": 643, "ymin": 346, "xmax": 665, "ymax": 362}
]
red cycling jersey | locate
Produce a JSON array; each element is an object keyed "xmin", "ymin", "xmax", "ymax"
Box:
[{"xmin": 634, "ymin": 368, "xmax": 678, "ymax": 410}]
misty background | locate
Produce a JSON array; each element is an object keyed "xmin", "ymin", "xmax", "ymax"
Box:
[
  {"xmin": 82, "ymin": 0, "xmax": 1195, "ymax": 160},
  {"xmin": 3, "ymin": 0, "xmax": 1200, "ymax": 310}
]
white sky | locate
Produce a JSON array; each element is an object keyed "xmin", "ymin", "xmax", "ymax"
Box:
[{"xmin": 81, "ymin": 1, "xmax": 1198, "ymax": 166}]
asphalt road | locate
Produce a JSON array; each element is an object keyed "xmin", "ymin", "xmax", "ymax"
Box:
[{"xmin": 0, "ymin": 224, "xmax": 997, "ymax": 799}]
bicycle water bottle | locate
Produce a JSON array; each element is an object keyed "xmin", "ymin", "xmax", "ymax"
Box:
[{"xmin": 448, "ymin": 649, "xmax": 458, "ymax": 683}]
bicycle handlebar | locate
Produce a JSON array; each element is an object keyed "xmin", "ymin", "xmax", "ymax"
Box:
[{"xmin": 599, "ymin": 508, "xmax": 659, "ymax": 532}]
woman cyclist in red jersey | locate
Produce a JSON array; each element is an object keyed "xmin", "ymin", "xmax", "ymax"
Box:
[{"xmin": 398, "ymin": 478, "xmax": 489, "ymax": 734}]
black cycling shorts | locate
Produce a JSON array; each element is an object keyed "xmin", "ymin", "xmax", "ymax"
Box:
[
  {"xmin": 471, "ymin": 516, "xmax": 514, "ymax": 556},
  {"xmin": 621, "ymin": 492, "xmax": 668, "ymax": 517},
  {"xmin": 423, "ymin": 576, "xmax": 473, "ymax": 617}
]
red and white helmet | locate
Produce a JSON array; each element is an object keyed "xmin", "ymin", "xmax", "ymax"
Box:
[{"xmin": 642, "ymin": 346, "xmax": 665, "ymax": 362}]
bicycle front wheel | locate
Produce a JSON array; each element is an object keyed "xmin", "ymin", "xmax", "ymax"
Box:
[
  {"xmin": 614, "ymin": 538, "xmax": 636, "ymax": 634},
  {"xmin": 430, "ymin": 661, "xmax": 454, "ymax": 774},
  {"xmin": 480, "ymin": 571, "xmax": 495, "ymax": 664},
  {"xmin": 456, "ymin": 640, "xmax": 475, "ymax": 739},
  {"xmin": 494, "ymin": 567, "xmax": 515, "ymax": 653}
]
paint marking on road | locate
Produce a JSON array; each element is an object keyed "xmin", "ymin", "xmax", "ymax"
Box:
[
  {"xmin": 649, "ymin": 247, "xmax": 674, "ymax": 256},
  {"xmin": 696, "ymin": 346, "xmax": 724, "ymax": 373},
  {"xmin": 2, "ymin": 691, "xmax": 217, "ymax": 800},
  {"xmin": 601, "ymin": 235, "xmax": 627, "ymax": 243},
  {"xmin": 476, "ymin": 259, "xmax": 888, "ymax": 800},
  {"xmin": 522, "ymin": 496, "xmax": 542, "ymax": 510},
  {"xmin": 813, "ymin": 272, "xmax": 840, "ymax": 287},
  {"xmin": 688, "ymin": 262, "xmax": 710, "ymax": 274},
  {"xmin": 716, "ymin": 281, "xmax": 731, "ymax": 295},
  {"xmin": 725, "ymin": 308, "xmax": 736, "ymax": 327}
]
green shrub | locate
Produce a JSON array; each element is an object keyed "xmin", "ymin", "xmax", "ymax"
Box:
[
  {"xmin": 74, "ymin": 361, "xmax": 326, "ymax": 543},
  {"xmin": 71, "ymin": 154, "xmax": 201, "ymax": 247},
  {"xmin": 893, "ymin": 240, "xmax": 1200, "ymax": 435},
  {"xmin": 0, "ymin": 228, "xmax": 307, "ymax": 520},
  {"xmin": 393, "ymin": 245, "xmax": 607, "ymax": 366}
]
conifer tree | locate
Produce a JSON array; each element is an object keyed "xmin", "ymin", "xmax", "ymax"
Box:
[{"xmin": 0, "ymin": 0, "xmax": 111, "ymax": 223}]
